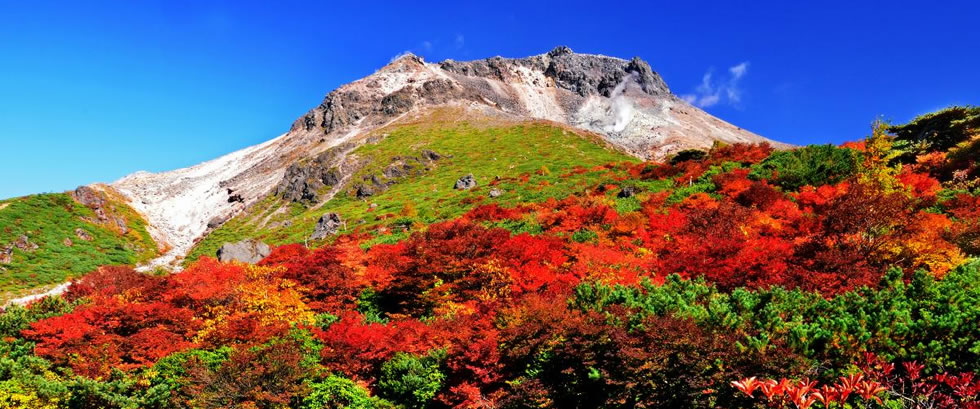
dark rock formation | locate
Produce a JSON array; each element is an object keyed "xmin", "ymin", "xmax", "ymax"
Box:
[
  {"xmin": 355, "ymin": 183, "xmax": 377, "ymax": 199},
  {"xmin": 276, "ymin": 142, "xmax": 358, "ymax": 203},
  {"xmin": 455, "ymin": 174, "xmax": 478, "ymax": 190},
  {"xmin": 311, "ymin": 213, "xmax": 343, "ymax": 240},
  {"xmin": 618, "ymin": 185, "xmax": 640, "ymax": 198},
  {"xmin": 216, "ymin": 240, "xmax": 271, "ymax": 264},
  {"xmin": 440, "ymin": 46, "xmax": 670, "ymax": 99}
]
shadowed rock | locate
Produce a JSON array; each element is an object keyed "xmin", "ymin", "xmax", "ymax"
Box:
[
  {"xmin": 311, "ymin": 213, "xmax": 343, "ymax": 240},
  {"xmin": 618, "ymin": 185, "xmax": 640, "ymax": 198},
  {"xmin": 455, "ymin": 174, "xmax": 478, "ymax": 190}
]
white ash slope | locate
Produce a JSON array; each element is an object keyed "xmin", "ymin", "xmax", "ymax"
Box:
[{"xmin": 110, "ymin": 47, "xmax": 786, "ymax": 267}]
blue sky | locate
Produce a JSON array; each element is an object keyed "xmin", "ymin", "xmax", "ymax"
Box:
[{"xmin": 1, "ymin": 1, "xmax": 977, "ymax": 199}]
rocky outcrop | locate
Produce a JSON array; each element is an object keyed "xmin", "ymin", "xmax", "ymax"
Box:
[
  {"xmin": 441, "ymin": 45, "xmax": 669, "ymax": 99},
  {"xmin": 71, "ymin": 185, "xmax": 130, "ymax": 234},
  {"xmin": 72, "ymin": 186, "xmax": 108, "ymax": 221},
  {"xmin": 74, "ymin": 228, "xmax": 93, "ymax": 241},
  {"xmin": 216, "ymin": 240, "xmax": 271, "ymax": 264},
  {"xmin": 1, "ymin": 235, "xmax": 38, "ymax": 263},
  {"xmin": 311, "ymin": 213, "xmax": 343, "ymax": 241},
  {"xmin": 454, "ymin": 174, "xmax": 478, "ymax": 190},
  {"xmin": 13, "ymin": 235, "xmax": 38, "ymax": 252},
  {"xmin": 276, "ymin": 141, "xmax": 361, "ymax": 204},
  {"xmin": 489, "ymin": 188, "xmax": 503, "ymax": 198}
]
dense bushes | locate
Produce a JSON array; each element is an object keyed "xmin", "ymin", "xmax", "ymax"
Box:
[
  {"xmin": 1, "ymin": 109, "xmax": 979, "ymax": 408},
  {"xmin": 749, "ymin": 144, "xmax": 861, "ymax": 190}
]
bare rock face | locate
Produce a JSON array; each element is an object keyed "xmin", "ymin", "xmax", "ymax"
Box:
[
  {"xmin": 455, "ymin": 174, "xmax": 478, "ymax": 190},
  {"xmin": 311, "ymin": 213, "xmax": 343, "ymax": 240},
  {"xmin": 216, "ymin": 240, "xmax": 271, "ymax": 264}
]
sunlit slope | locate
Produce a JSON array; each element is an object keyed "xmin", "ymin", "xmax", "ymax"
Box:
[
  {"xmin": 187, "ymin": 117, "xmax": 636, "ymax": 261},
  {"xmin": 0, "ymin": 189, "xmax": 157, "ymax": 302}
]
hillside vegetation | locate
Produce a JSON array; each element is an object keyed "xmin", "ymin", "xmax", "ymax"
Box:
[
  {"xmin": 1, "ymin": 107, "xmax": 980, "ymax": 409},
  {"xmin": 188, "ymin": 118, "xmax": 637, "ymax": 261},
  {"xmin": 0, "ymin": 190, "xmax": 157, "ymax": 302}
]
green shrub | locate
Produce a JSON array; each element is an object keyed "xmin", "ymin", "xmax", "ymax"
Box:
[
  {"xmin": 377, "ymin": 350, "xmax": 446, "ymax": 409},
  {"xmin": 749, "ymin": 144, "xmax": 861, "ymax": 190},
  {"xmin": 303, "ymin": 375, "xmax": 393, "ymax": 409}
]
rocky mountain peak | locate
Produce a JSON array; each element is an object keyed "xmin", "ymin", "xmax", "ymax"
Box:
[{"xmin": 109, "ymin": 47, "xmax": 786, "ymax": 269}]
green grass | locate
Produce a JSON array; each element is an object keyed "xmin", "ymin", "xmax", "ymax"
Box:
[
  {"xmin": 187, "ymin": 120, "xmax": 639, "ymax": 261},
  {"xmin": 0, "ymin": 192, "xmax": 158, "ymax": 302}
]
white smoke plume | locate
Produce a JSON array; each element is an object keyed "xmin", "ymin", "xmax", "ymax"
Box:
[{"xmin": 608, "ymin": 72, "xmax": 639, "ymax": 133}]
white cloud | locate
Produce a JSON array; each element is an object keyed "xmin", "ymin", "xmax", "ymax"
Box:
[
  {"xmin": 729, "ymin": 62, "xmax": 749, "ymax": 79},
  {"xmin": 454, "ymin": 34, "xmax": 465, "ymax": 49},
  {"xmin": 681, "ymin": 61, "xmax": 750, "ymax": 108},
  {"xmin": 421, "ymin": 41, "xmax": 433, "ymax": 51}
]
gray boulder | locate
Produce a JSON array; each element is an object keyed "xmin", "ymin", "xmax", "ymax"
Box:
[
  {"xmin": 454, "ymin": 174, "xmax": 477, "ymax": 190},
  {"xmin": 216, "ymin": 240, "xmax": 271, "ymax": 264},
  {"xmin": 489, "ymin": 188, "xmax": 503, "ymax": 198},
  {"xmin": 311, "ymin": 213, "xmax": 343, "ymax": 240},
  {"xmin": 207, "ymin": 215, "xmax": 227, "ymax": 229}
]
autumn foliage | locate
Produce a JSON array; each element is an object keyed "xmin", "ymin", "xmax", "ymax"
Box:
[{"xmin": 3, "ymin": 111, "xmax": 980, "ymax": 408}]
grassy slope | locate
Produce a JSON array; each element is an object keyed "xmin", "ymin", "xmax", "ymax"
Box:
[
  {"xmin": 188, "ymin": 119, "xmax": 639, "ymax": 261},
  {"xmin": 0, "ymin": 192, "xmax": 158, "ymax": 302}
]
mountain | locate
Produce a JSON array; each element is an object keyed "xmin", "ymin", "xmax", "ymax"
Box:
[
  {"xmin": 5, "ymin": 105, "xmax": 979, "ymax": 408},
  {"xmin": 2, "ymin": 41, "xmax": 979, "ymax": 407},
  {"xmin": 105, "ymin": 46, "xmax": 784, "ymax": 269}
]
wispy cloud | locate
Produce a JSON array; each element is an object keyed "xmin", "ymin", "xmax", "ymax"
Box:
[
  {"xmin": 454, "ymin": 34, "xmax": 465, "ymax": 49},
  {"xmin": 681, "ymin": 61, "xmax": 750, "ymax": 108}
]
